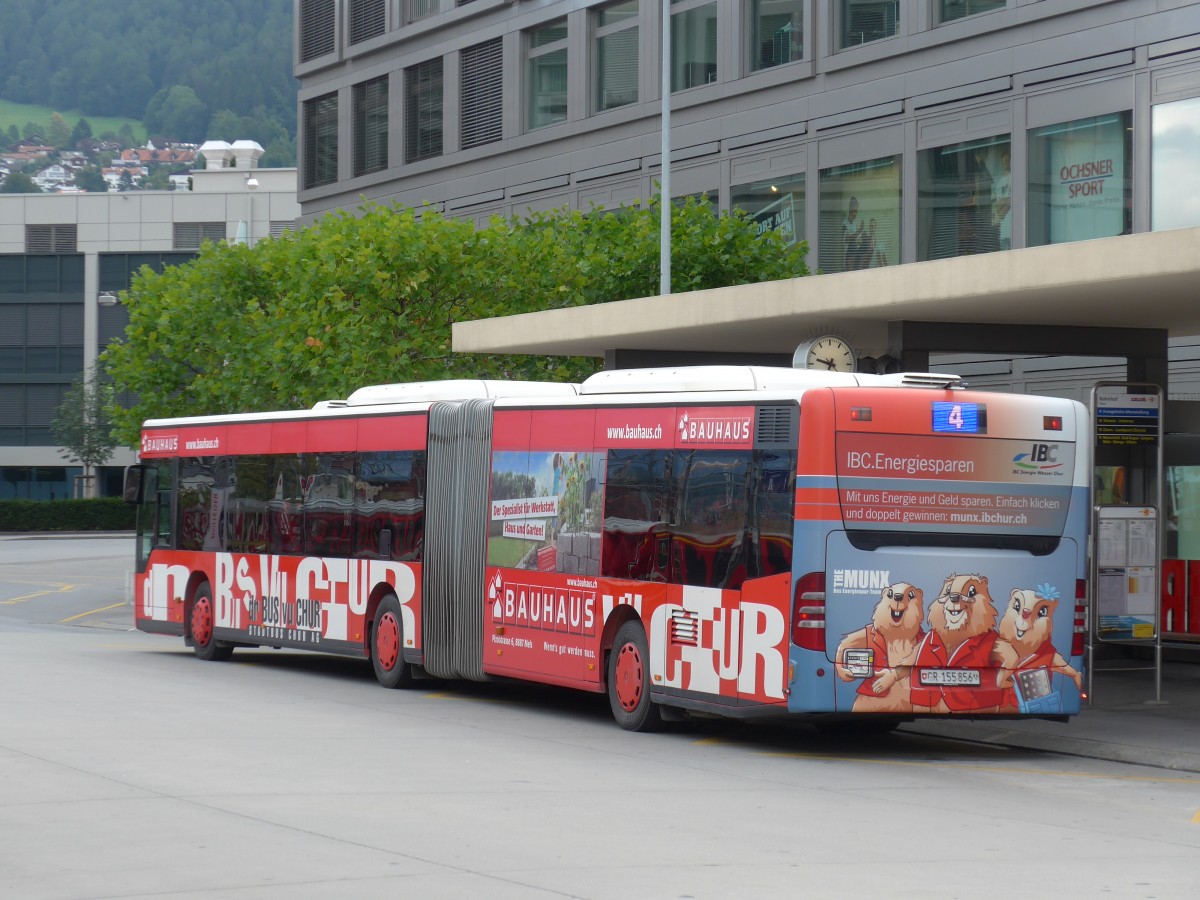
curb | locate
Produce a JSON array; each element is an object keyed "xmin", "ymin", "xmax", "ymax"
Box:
[{"xmin": 899, "ymin": 720, "xmax": 1200, "ymax": 774}]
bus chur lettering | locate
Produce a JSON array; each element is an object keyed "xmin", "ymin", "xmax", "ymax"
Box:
[
  {"xmin": 652, "ymin": 587, "xmax": 787, "ymax": 702},
  {"xmin": 143, "ymin": 555, "xmax": 419, "ymax": 644}
]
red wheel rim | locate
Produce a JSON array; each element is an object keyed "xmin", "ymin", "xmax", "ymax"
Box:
[
  {"xmin": 614, "ymin": 641, "xmax": 645, "ymax": 712},
  {"xmin": 192, "ymin": 597, "xmax": 213, "ymax": 646},
  {"xmin": 376, "ymin": 611, "xmax": 400, "ymax": 671}
]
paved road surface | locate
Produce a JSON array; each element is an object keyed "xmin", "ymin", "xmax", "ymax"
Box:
[{"xmin": 2, "ymin": 536, "xmax": 1199, "ymax": 899}]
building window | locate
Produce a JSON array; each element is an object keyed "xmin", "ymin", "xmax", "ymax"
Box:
[
  {"xmin": 405, "ymin": 0, "xmax": 440, "ymax": 23},
  {"xmin": 1028, "ymin": 111, "xmax": 1132, "ymax": 247},
  {"xmin": 732, "ymin": 173, "xmax": 805, "ymax": 246},
  {"xmin": 917, "ymin": 135, "xmax": 1011, "ymax": 260},
  {"xmin": 173, "ymin": 223, "xmax": 226, "ymax": 250},
  {"xmin": 349, "ymin": 0, "xmax": 386, "ymax": 45},
  {"xmin": 461, "ymin": 38, "xmax": 503, "ymax": 149},
  {"xmin": 353, "ymin": 75, "xmax": 389, "ymax": 176},
  {"xmin": 596, "ymin": 1, "xmax": 639, "ymax": 112},
  {"xmin": 405, "ymin": 58, "xmax": 444, "ymax": 163},
  {"xmin": 303, "ymin": 92, "xmax": 339, "ymax": 189},
  {"xmin": 671, "ymin": 1, "xmax": 717, "ymax": 91},
  {"xmin": 819, "ymin": 155, "xmax": 900, "ymax": 274},
  {"xmin": 527, "ymin": 19, "xmax": 568, "ymax": 130},
  {"xmin": 1153, "ymin": 96, "xmax": 1200, "ymax": 232},
  {"xmin": 0, "ymin": 305, "xmax": 82, "ymax": 376},
  {"xmin": 939, "ymin": 0, "xmax": 1006, "ymax": 24},
  {"xmin": 299, "ymin": 0, "xmax": 336, "ymax": 63},
  {"xmin": 840, "ymin": 0, "xmax": 898, "ymax": 49},
  {"xmin": 750, "ymin": 0, "xmax": 803, "ymax": 71},
  {"xmin": 0, "ymin": 254, "xmax": 83, "ymax": 293}
]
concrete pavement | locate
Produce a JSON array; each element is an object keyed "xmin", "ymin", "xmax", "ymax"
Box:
[{"xmin": 902, "ymin": 655, "xmax": 1200, "ymax": 773}]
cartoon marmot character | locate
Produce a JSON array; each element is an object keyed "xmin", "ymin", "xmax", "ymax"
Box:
[
  {"xmin": 996, "ymin": 584, "xmax": 1082, "ymax": 710},
  {"xmin": 835, "ymin": 582, "xmax": 924, "ymax": 713},
  {"xmin": 875, "ymin": 574, "xmax": 1006, "ymax": 713}
]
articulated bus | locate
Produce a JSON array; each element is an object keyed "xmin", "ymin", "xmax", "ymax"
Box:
[{"xmin": 127, "ymin": 366, "xmax": 1089, "ymax": 731}]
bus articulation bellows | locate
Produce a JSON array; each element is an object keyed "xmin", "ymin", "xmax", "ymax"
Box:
[{"xmin": 126, "ymin": 365, "xmax": 1090, "ymax": 730}]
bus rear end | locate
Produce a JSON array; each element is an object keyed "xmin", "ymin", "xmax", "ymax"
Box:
[{"xmin": 790, "ymin": 382, "xmax": 1089, "ymax": 719}]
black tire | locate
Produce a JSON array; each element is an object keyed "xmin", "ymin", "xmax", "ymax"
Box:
[
  {"xmin": 607, "ymin": 621, "xmax": 663, "ymax": 732},
  {"xmin": 371, "ymin": 593, "xmax": 414, "ymax": 688},
  {"xmin": 190, "ymin": 583, "xmax": 233, "ymax": 662}
]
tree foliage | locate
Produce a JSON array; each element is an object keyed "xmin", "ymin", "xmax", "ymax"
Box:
[
  {"xmin": 51, "ymin": 364, "xmax": 118, "ymax": 494},
  {"xmin": 0, "ymin": 172, "xmax": 40, "ymax": 193},
  {"xmin": 103, "ymin": 200, "xmax": 809, "ymax": 446}
]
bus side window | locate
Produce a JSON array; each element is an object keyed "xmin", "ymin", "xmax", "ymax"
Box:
[{"xmin": 601, "ymin": 449, "xmax": 675, "ymax": 582}]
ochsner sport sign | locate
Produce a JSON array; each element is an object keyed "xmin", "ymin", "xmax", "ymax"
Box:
[{"xmin": 836, "ymin": 433, "xmax": 1074, "ymax": 535}]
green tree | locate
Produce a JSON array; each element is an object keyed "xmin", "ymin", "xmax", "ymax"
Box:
[
  {"xmin": 0, "ymin": 172, "xmax": 41, "ymax": 193},
  {"xmin": 47, "ymin": 112, "xmax": 70, "ymax": 147},
  {"xmin": 103, "ymin": 201, "xmax": 809, "ymax": 445},
  {"xmin": 51, "ymin": 364, "xmax": 118, "ymax": 498},
  {"xmin": 143, "ymin": 85, "xmax": 210, "ymax": 141},
  {"xmin": 70, "ymin": 118, "xmax": 93, "ymax": 148},
  {"xmin": 74, "ymin": 166, "xmax": 108, "ymax": 192},
  {"xmin": 4, "ymin": 124, "xmax": 19, "ymax": 145}
]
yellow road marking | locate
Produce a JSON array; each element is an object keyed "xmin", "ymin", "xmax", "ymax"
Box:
[
  {"xmin": 1193, "ymin": 809, "xmax": 1200, "ymax": 824},
  {"xmin": 0, "ymin": 583, "xmax": 76, "ymax": 604},
  {"xmin": 759, "ymin": 750, "xmax": 1200, "ymax": 784},
  {"xmin": 59, "ymin": 601, "xmax": 126, "ymax": 624}
]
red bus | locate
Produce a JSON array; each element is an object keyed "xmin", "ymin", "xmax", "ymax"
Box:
[{"xmin": 127, "ymin": 366, "xmax": 1090, "ymax": 730}]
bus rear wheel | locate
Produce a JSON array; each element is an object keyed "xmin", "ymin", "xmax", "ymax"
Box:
[
  {"xmin": 190, "ymin": 584, "xmax": 232, "ymax": 662},
  {"xmin": 371, "ymin": 593, "xmax": 413, "ymax": 689},
  {"xmin": 608, "ymin": 621, "xmax": 663, "ymax": 732}
]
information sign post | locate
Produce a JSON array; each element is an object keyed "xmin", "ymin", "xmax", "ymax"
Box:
[{"xmin": 1089, "ymin": 383, "xmax": 1164, "ymax": 704}]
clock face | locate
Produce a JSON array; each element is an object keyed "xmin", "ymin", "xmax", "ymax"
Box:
[{"xmin": 804, "ymin": 335, "xmax": 856, "ymax": 372}]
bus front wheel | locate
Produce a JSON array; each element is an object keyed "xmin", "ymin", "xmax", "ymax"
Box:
[
  {"xmin": 607, "ymin": 621, "xmax": 663, "ymax": 732},
  {"xmin": 190, "ymin": 583, "xmax": 232, "ymax": 662},
  {"xmin": 371, "ymin": 593, "xmax": 413, "ymax": 689}
]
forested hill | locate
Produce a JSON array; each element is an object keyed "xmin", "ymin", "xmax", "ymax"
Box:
[{"xmin": 1, "ymin": 0, "xmax": 296, "ymax": 160}]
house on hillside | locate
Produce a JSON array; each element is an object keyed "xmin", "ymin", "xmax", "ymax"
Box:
[{"xmin": 33, "ymin": 165, "xmax": 71, "ymax": 190}]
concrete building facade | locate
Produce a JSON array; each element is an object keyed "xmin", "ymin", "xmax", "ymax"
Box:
[
  {"xmin": 293, "ymin": 0, "xmax": 1200, "ymax": 269},
  {"xmin": 0, "ymin": 156, "xmax": 298, "ymax": 500}
]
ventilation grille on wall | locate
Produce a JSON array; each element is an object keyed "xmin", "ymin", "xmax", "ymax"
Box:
[{"xmin": 25, "ymin": 225, "xmax": 77, "ymax": 254}]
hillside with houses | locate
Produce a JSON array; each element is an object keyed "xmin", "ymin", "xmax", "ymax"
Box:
[{"xmin": 1, "ymin": 135, "xmax": 199, "ymax": 193}]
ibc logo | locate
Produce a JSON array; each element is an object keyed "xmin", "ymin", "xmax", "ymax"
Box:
[
  {"xmin": 846, "ymin": 451, "xmax": 872, "ymax": 469},
  {"xmin": 1029, "ymin": 443, "xmax": 1057, "ymax": 463},
  {"xmin": 1014, "ymin": 443, "xmax": 1061, "ymax": 472}
]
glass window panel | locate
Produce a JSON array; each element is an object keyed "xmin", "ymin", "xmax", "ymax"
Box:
[
  {"xmin": 60, "ymin": 255, "xmax": 84, "ymax": 293},
  {"xmin": 303, "ymin": 93, "xmax": 339, "ymax": 189},
  {"xmin": 0, "ymin": 256, "xmax": 24, "ymax": 293},
  {"xmin": 751, "ymin": 0, "xmax": 803, "ymax": 71},
  {"xmin": 917, "ymin": 135, "xmax": 1010, "ymax": 260},
  {"xmin": 0, "ymin": 348, "xmax": 23, "ymax": 373},
  {"xmin": 528, "ymin": 20, "xmax": 568, "ymax": 129},
  {"xmin": 1028, "ymin": 111, "xmax": 1132, "ymax": 247},
  {"xmin": 1153, "ymin": 97, "xmax": 1200, "ymax": 232},
  {"xmin": 596, "ymin": 3, "xmax": 638, "ymax": 112},
  {"xmin": 405, "ymin": 58, "xmax": 444, "ymax": 162},
  {"xmin": 939, "ymin": 0, "xmax": 1005, "ymax": 23},
  {"xmin": 26, "ymin": 256, "xmax": 58, "ymax": 293},
  {"xmin": 732, "ymin": 172, "xmax": 806, "ymax": 245},
  {"xmin": 671, "ymin": 3, "xmax": 718, "ymax": 91},
  {"xmin": 818, "ymin": 155, "xmax": 900, "ymax": 273},
  {"xmin": 841, "ymin": 0, "xmax": 898, "ymax": 49},
  {"xmin": 353, "ymin": 76, "xmax": 389, "ymax": 176}
]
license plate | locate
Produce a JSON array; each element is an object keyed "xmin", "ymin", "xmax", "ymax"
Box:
[{"xmin": 919, "ymin": 668, "xmax": 981, "ymax": 686}]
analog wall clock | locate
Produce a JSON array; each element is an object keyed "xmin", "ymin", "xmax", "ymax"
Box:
[{"xmin": 795, "ymin": 334, "xmax": 857, "ymax": 372}]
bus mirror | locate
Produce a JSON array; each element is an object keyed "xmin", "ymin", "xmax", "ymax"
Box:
[{"xmin": 123, "ymin": 465, "xmax": 148, "ymax": 504}]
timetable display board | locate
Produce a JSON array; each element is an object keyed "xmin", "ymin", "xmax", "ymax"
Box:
[{"xmin": 1094, "ymin": 506, "xmax": 1158, "ymax": 641}]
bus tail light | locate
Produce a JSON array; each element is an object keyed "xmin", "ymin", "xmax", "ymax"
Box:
[
  {"xmin": 1073, "ymin": 578, "xmax": 1087, "ymax": 657},
  {"xmin": 792, "ymin": 572, "xmax": 826, "ymax": 651}
]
